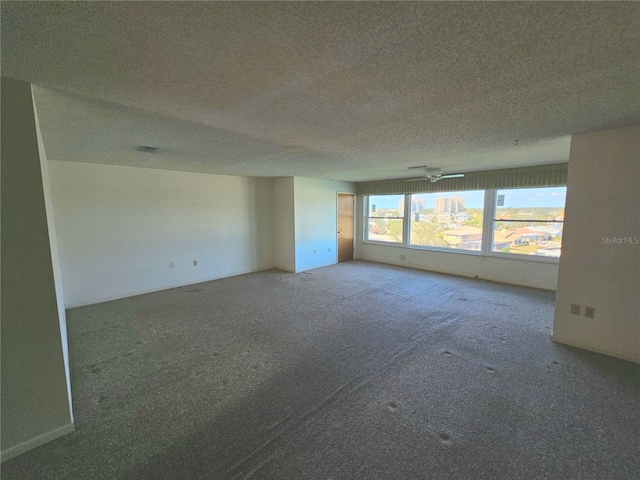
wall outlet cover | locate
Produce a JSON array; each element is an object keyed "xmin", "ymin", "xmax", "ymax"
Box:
[
  {"xmin": 585, "ymin": 306, "xmax": 595, "ymax": 318},
  {"xmin": 193, "ymin": 260, "xmax": 198, "ymax": 266},
  {"xmin": 570, "ymin": 304, "xmax": 581, "ymax": 315}
]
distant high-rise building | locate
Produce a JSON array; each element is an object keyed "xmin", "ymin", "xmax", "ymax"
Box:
[
  {"xmin": 413, "ymin": 197, "xmax": 426, "ymax": 212},
  {"xmin": 434, "ymin": 197, "xmax": 449, "ymax": 214},
  {"xmin": 435, "ymin": 195, "xmax": 465, "ymax": 214},
  {"xmin": 399, "ymin": 197, "xmax": 427, "ymax": 213},
  {"xmin": 451, "ymin": 195, "xmax": 465, "ymax": 213}
]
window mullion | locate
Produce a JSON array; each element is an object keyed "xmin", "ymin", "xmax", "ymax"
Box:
[
  {"xmin": 482, "ymin": 189, "xmax": 496, "ymax": 255},
  {"xmin": 364, "ymin": 196, "xmax": 370, "ymax": 242},
  {"xmin": 403, "ymin": 193, "xmax": 411, "ymax": 245}
]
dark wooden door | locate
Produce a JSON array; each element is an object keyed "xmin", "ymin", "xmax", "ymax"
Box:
[{"xmin": 338, "ymin": 194, "xmax": 354, "ymax": 263}]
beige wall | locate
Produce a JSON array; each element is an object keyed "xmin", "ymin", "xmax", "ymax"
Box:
[
  {"xmin": 553, "ymin": 126, "xmax": 639, "ymax": 363},
  {"xmin": 274, "ymin": 177, "xmax": 296, "ymax": 272},
  {"xmin": 48, "ymin": 161, "xmax": 275, "ymax": 307},
  {"xmin": 294, "ymin": 177, "xmax": 355, "ymax": 272},
  {"xmin": 34, "ymin": 101, "xmax": 74, "ymax": 423},
  {"xmin": 355, "ymin": 198, "xmax": 560, "ymax": 291},
  {"xmin": 273, "ymin": 177, "xmax": 355, "ymax": 273},
  {"xmin": 1, "ymin": 77, "xmax": 73, "ymax": 461},
  {"xmin": 358, "ymin": 242, "xmax": 560, "ymax": 290}
]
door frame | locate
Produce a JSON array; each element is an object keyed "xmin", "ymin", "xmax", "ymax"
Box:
[{"xmin": 336, "ymin": 192, "xmax": 355, "ymax": 263}]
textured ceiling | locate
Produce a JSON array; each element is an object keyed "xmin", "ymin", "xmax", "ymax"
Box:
[{"xmin": 2, "ymin": 2, "xmax": 639, "ymax": 181}]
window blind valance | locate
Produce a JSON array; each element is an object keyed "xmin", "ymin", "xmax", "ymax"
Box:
[{"xmin": 356, "ymin": 163, "xmax": 568, "ymax": 195}]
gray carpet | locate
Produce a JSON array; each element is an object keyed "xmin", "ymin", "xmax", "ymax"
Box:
[{"xmin": 3, "ymin": 261, "xmax": 639, "ymax": 479}]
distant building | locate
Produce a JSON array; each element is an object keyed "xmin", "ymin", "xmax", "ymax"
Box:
[
  {"xmin": 493, "ymin": 226, "xmax": 561, "ymax": 248},
  {"xmin": 442, "ymin": 226, "xmax": 482, "ymax": 250},
  {"xmin": 435, "ymin": 195, "xmax": 465, "ymax": 214},
  {"xmin": 437, "ymin": 212, "xmax": 452, "ymax": 222},
  {"xmin": 399, "ymin": 197, "xmax": 427, "ymax": 213}
]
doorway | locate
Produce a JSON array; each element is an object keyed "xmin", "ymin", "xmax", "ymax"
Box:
[{"xmin": 337, "ymin": 193, "xmax": 354, "ymax": 263}]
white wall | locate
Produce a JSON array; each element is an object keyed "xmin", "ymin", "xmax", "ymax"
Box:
[
  {"xmin": 1, "ymin": 77, "xmax": 73, "ymax": 462},
  {"xmin": 553, "ymin": 126, "xmax": 639, "ymax": 363},
  {"xmin": 48, "ymin": 161, "xmax": 275, "ymax": 307},
  {"xmin": 358, "ymin": 243, "xmax": 559, "ymax": 290},
  {"xmin": 293, "ymin": 177, "xmax": 355, "ymax": 272},
  {"xmin": 34, "ymin": 93, "xmax": 73, "ymax": 423},
  {"xmin": 355, "ymin": 198, "xmax": 560, "ymax": 291},
  {"xmin": 273, "ymin": 177, "xmax": 296, "ymax": 272}
]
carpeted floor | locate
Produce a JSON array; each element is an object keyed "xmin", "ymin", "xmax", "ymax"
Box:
[{"xmin": 3, "ymin": 260, "xmax": 639, "ymax": 479}]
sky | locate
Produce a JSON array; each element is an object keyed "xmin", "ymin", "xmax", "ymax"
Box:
[
  {"xmin": 497, "ymin": 187, "xmax": 567, "ymax": 208},
  {"xmin": 370, "ymin": 187, "xmax": 567, "ymax": 210}
]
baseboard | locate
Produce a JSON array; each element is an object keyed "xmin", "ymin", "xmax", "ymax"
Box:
[
  {"xmin": 407, "ymin": 262, "xmax": 555, "ymax": 291},
  {"xmin": 551, "ymin": 335, "xmax": 640, "ymax": 364},
  {"xmin": 295, "ymin": 259, "xmax": 338, "ymax": 273},
  {"xmin": 1, "ymin": 423, "xmax": 75, "ymax": 463},
  {"xmin": 362, "ymin": 257, "xmax": 557, "ymax": 291},
  {"xmin": 65, "ymin": 265, "xmax": 276, "ymax": 308}
]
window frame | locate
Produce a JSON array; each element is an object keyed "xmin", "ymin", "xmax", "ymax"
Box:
[
  {"xmin": 363, "ymin": 187, "xmax": 565, "ymax": 264},
  {"xmin": 406, "ymin": 190, "xmax": 486, "ymax": 254},
  {"xmin": 485, "ymin": 187, "xmax": 565, "ymax": 263},
  {"xmin": 364, "ymin": 195, "xmax": 406, "ymax": 245}
]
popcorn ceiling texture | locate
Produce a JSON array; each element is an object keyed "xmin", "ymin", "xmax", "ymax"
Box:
[
  {"xmin": 1, "ymin": 262, "xmax": 638, "ymax": 479},
  {"xmin": 2, "ymin": 2, "xmax": 639, "ymax": 181}
]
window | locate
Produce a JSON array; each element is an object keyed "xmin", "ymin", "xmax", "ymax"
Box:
[
  {"xmin": 491, "ymin": 187, "xmax": 566, "ymax": 258},
  {"xmin": 363, "ymin": 185, "xmax": 566, "ymax": 262},
  {"xmin": 366, "ymin": 194, "xmax": 405, "ymax": 243},
  {"xmin": 409, "ymin": 191, "xmax": 485, "ymax": 251}
]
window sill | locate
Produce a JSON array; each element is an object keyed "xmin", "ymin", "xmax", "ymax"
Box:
[
  {"xmin": 406, "ymin": 245, "xmax": 483, "ymax": 256},
  {"xmin": 362, "ymin": 241, "xmax": 560, "ymax": 264},
  {"xmin": 363, "ymin": 241, "xmax": 482, "ymax": 256},
  {"xmin": 485, "ymin": 251, "xmax": 560, "ymax": 264},
  {"xmin": 363, "ymin": 239, "xmax": 404, "ymax": 247}
]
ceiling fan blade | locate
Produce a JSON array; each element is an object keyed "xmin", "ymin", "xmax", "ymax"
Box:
[
  {"xmin": 406, "ymin": 177, "xmax": 429, "ymax": 182},
  {"xmin": 401, "ymin": 170, "xmax": 463, "ymax": 182}
]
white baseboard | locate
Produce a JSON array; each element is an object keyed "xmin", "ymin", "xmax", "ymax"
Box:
[
  {"xmin": 65, "ymin": 265, "xmax": 276, "ymax": 308},
  {"xmin": 363, "ymin": 257, "xmax": 557, "ymax": 291},
  {"xmin": 1, "ymin": 423, "xmax": 75, "ymax": 463},
  {"xmin": 551, "ymin": 335, "xmax": 640, "ymax": 364}
]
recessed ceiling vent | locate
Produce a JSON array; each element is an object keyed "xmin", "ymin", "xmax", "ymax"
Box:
[{"xmin": 135, "ymin": 146, "xmax": 158, "ymax": 153}]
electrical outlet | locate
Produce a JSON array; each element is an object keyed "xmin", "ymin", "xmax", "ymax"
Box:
[
  {"xmin": 328, "ymin": 248, "xmax": 331, "ymax": 253},
  {"xmin": 585, "ymin": 306, "xmax": 595, "ymax": 318},
  {"xmin": 400, "ymin": 255, "xmax": 406, "ymax": 260},
  {"xmin": 570, "ymin": 304, "xmax": 581, "ymax": 315},
  {"xmin": 313, "ymin": 249, "xmax": 317, "ymax": 253},
  {"xmin": 193, "ymin": 260, "xmax": 198, "ymax": 267},
  {"xmin": 170, "ymin": 262, "xmax": 175, "ymax": 269}
]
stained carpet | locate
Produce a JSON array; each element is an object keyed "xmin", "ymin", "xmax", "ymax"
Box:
[{"xmin": 3, "ymin": 261, "xmax": 639, "ymax": 479}]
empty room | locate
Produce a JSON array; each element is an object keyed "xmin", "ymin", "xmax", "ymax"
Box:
[{"xmin": 1, "ymin": 2, "xmax": 639, "ymax": 479}]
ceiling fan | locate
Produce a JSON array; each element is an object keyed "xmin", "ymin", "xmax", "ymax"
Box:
[{"xmin": 405, "ymin": 165, "xmax": 465, "ymax": 183}]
